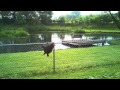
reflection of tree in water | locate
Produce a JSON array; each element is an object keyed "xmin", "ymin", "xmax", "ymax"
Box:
[
  {"xmin": 85, "ymin": 33, "xmax": 106, "ymax": 40},
  {"xmin": 14, "ymin": 37, "xmax": 29, "ymax": 44},
  {"xmin": 0, "ymin": 36, "xmax": 29, "ymax": 44},
  {"xmin": 0, "ymin": 37, "xmax": 14, "ymax": 44},
  {"xmin": 57, "ymin": 32, "xmax": 65, "ymax": 40},
  {"xmin": 28, "ymin": 34, "xmax": 40, "ymax": 43},
  {"xmin": 1, "ymin": 32, "xmax": 120, "ymax": 44},
  {"xmin": 27, "ymin": 32, "xmax": 52, "ymax": 43},
  {"xmin": 72, "ymin": 33, "xmax": 83, "ymax": 38},
  {"xmin": 41, "ymin": 32, "xmax": 52, "ymax": 42},
  {"xmin": 84, "ymin": 33, "xmax": 120, "ymax": 40}
]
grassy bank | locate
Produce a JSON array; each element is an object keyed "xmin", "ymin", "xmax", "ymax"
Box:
[
  {"xmin": 29, "ymin": 25, "xmax": 120, "ymax": 33},
  {"xmin": 0, "ymin": 29, "xmax": 30, "ymax": 37},
  {"xmin": 1, "ymin": 25, "xmax": 120, "ymax": 35},
  {"xmin": 0, "ymin": 25, "xmax": 29, "ymax": 37},
  {"xmin": 108, "ymin": 40, "xmax": 120, "ymax": 45},
  {"xmin": 0, "ymin": 43, "xmax": 120, "ymax": 79}
]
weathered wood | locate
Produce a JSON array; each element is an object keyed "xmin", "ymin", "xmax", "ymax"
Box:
[{"xmin": 62, "ymin": 39, "xmax": 106, "ymax": 47}]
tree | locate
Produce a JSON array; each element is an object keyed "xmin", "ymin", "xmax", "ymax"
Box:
[
  {"xmin": 71, "ymin": 11, "xmax": 80, "ymax": 19},
  {"xmin": 118, "ymin": 11, "xmax": 120, "ymax": 20},
  {"xmin": 0, "ymin": 11, "xmax": 12, "ymax": 24},
  {"xmin": 65, "ymin": 14, "xmax": 72, "ymax": 23},
  {"xmin": 109, "ymin": 11, "xmax": 120, "ymax": 30},
  {"xmin": 37, "ymin": 11, "xmax": 53, "ymax": 25},
  {"xmin": 9, "ymin": 11, "xmax": 17, "ymax": 24},
  {"xmin": 65, "ymin": 11, "xmax": 80, "ymax": 24},
  {"xmin": 58, "ymin": 16, "xmax": 65, "ymax": 25},
  {"xmin": 0, "ymin": 11, "xmax": 53, "ymax": 25}
]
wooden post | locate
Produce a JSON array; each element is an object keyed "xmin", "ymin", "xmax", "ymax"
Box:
[{"xmin": 53, "ymin": 47, "xmax": 56, "ymax": 73}]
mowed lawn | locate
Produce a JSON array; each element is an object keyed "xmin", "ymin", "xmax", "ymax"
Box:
[{"xmin": 0, "ymin": 44, "xmax": 120, "ymax": 79}]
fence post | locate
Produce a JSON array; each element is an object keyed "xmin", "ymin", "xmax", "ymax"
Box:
[{"xmin": 53, "ymin": 47, "xmax": 56, "ymax": 73}]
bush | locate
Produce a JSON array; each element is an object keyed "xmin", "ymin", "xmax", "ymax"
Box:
[
  {"xmin": 0, "ymin": 30, "xmax": 29, "ymax": 37},
  {"xmin": 14, "ymin": 30, "xmax": 30, "ymax": 37},
  {"xmin": 0, "ymin": 30, "xmax": 14, "ymax": 37}
]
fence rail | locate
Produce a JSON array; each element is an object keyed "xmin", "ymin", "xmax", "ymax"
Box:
[
  {"xmin": 0, "ymin": 39, "xmax": 108, "ymax": 54},
  {"xmin": 0, "ymin": 43, "xmax": 46, "ymax": 53}
]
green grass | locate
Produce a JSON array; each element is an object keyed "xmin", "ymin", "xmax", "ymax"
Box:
[
  {"xmin": 27, "ymin": 25, "xmax": 120, "ymax": 33},
  {"xmin": 0, "ymin": 44, "xmax": 120, "ymax": 79},
  {"xmin": 85, "ymin": 29, "xmax": 120, "ymax": 33},
  {"xmin": 1, "ymin": 25, "xmax": 120, "ymax": 34},
  {"xmin": 108, "ymin": 40, "xmax": 120, "ymax": 45}
]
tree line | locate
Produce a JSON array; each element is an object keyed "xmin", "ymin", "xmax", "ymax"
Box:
[
  {"xmin": 0, "ymin": 11, "xmax": 53, "ymax": 25},
  {"xmin": 0, "ymin": 11, "xmax": 120, "ymax": 28},
  {"xmin": 55, "ymin": 11, "xmax": 120, "ymax": 26}
]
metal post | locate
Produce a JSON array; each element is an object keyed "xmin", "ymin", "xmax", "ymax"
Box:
[{"xmin": 53, "ymin": 47, "xmax": 56, "ymax": 73}]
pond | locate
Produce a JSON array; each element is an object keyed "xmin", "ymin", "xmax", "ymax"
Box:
[{"xmin": 0, "ymin": 31, "xmax": 120, "ymax": 53}]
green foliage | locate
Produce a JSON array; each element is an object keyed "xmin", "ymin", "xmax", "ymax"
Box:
[
  {"xmin": 61, "ymin": 12, "xmax": 120, "ymax": 27},
  {"xmin": 0, "ymin": 11, "xmax": 119, "ymax": 28},
  {"xmin": 14, "ymin": 30, "xmax": 30, "ymax": 37},
  {"xmin": 0, "ymin": 29, "xmax": 29, "ymax": 37},
  {"xmin": 0, "ymin": 24, "xmax": 120, "ymax": 36},
  {"xmin": 58, "ymin": 16, "xmax": 65, "ymax": 25},
  {"xmin": 65, "ymin": 11, "xmax": 80, "ymax": 24},
  {"xmin": 39, "ymin": 11, "xmax": 52, "ymax": 25},
  {"xmin": 0, "ymin": 11, "xmax": 53, "ymax": 25}
]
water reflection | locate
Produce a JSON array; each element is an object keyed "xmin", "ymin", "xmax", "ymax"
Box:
[
  {"xmin": 51, "ymin": 33, "xmax": 62, "ymax": 43},
  {"xmin": 0, "ymin": 32, "xmax": 120, "ymax": 53},
  {"xmin": 1, "ymin": 32, "xmax": 120, "ymax": 45},
  {"xmin": 1, "ymin": 32, "xmax": 120, "ymax": 44}
]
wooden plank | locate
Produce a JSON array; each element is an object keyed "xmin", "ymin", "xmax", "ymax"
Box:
[{"xmin": 62, "ymin": 39, "xmax": 106, "ymax": 47}]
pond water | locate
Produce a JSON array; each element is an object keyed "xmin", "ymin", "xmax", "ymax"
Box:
[{"xmin": 0, "ymin": 31, "xmax": 120, "ymax": 53}]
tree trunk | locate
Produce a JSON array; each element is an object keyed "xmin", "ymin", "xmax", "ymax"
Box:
[
  {"xmin": 118, "ymin": 11, "xmax": 120, "ymax": 20},
  {"xmin": 109, "ymin": 11, "xmax": 120, "ymax": 30}
]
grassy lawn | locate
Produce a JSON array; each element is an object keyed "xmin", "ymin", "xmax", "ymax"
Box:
[
  {"xmin": 36, "ymin": 25, "xmax": 120, "ymax": 33},
  {"xmin": 1, "ymin": 25, "xmax": 120, "ymax": 34},
  {"xmin": 85, "ymin": 29, "xmax": 120, "ymax": 33},
  {"xmin": 108, "ymin": 40, "xmax": 120, "ymax": 45},
  {"xmin": 0, "ymin": 43, "xmax": 120, "ymax": 79}
]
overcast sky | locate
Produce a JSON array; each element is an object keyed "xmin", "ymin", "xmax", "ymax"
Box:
[{"xmin": 52, "ymin": 11, "xmax": 118, "ymax": 19}]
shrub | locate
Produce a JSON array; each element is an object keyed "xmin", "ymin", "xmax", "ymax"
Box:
[
  {"xmin": 73, "ymin": 29, "xmax": 86, "ymax": 33},
  {"xmin": 14, "ymin": 30, "xmax": 30, "ymax": 37},
  {"xmin": 0, "ymin": 30, "xmax": 29, "ymax": 37}
]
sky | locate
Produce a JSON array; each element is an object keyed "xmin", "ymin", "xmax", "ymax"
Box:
[{"xmin": 52, "ymin": 11, "xmax": 118, "ymax": 19}]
